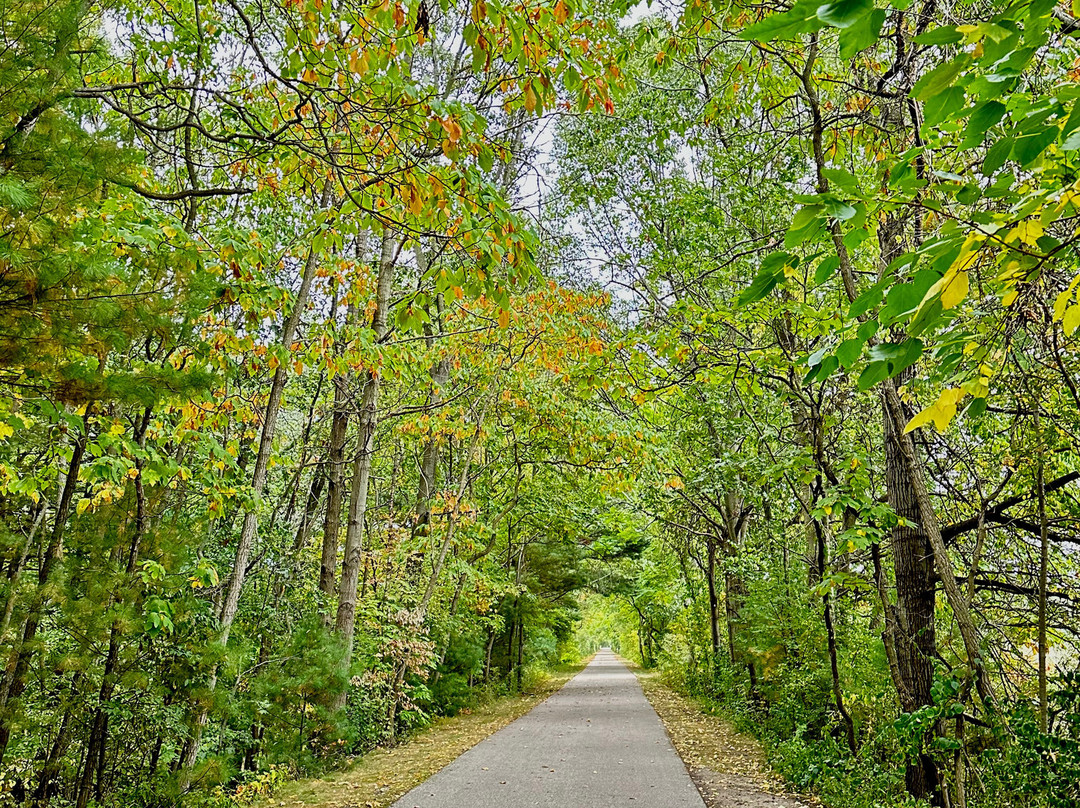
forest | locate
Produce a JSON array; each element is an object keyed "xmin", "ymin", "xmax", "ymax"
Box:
[{"xmin": 1, "ymin": 0, "xmax": 1080, "ymax": 805}]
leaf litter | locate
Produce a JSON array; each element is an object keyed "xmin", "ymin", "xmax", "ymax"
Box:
[
  {"xmin": 254, "ymin": 668, "xmax": 580, "ymax": 808},
  {"xmin": 636, "ymin": 670, "xmax": 814, "ymax": 808}
]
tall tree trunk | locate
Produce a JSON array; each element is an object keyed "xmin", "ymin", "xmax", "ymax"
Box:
[
  {"xmin": 881, "ymin": 382, "xmax": 995, "ymax": 707},
  {"xmin": 0, "ymin": 410, "xmax": 90, "ymax": 764},
  {"xmin": 0, "ymin": 501, "xmax": 46, "ymax": 645},
  {"xmin": 332, "ymin": 230, "xmax": 398, "ymax": 713},
  {"xmin": 178, "ymin": 190, "xmax": 327, "ymax": 785},
  {"xmin": 320, "ymin": 375, "xmax": 349, "ymax": 609},
  {"xmin": 884, "ymin": 392, "xmax": 941, "ymax": 804},
  {"xmin": 817, "ymin": 522, "xmax": 857, "ymax": 754},
  {"xmin": 30, "ymin": 672, "xmax": 83, "ymax": 806},
  {"xmin": 720, "ymin": 492, "xmax": 752, "ymax": 688},
  {"xmin": 483, "ymin": 627, "xmax": 496, "ymax": 683},
  {"xmin": 1036, "ymin": 403, "xmax": 1049, "ymax": 733},
  {"xmin": 320, "ymin": 240, "xmax": 368, "ymax": 612},
  {"xmin": 798, "ymin": 34, "xmax": 993, "ymax": 799},
  {"xmin": 705, "ymin": 538, "xmax": 721, "ymax": 667},
  {"xmin": 406, "ymin": 243, "xmax": 450, "ymax": 581},
  {"xmin": 75, "ymin": 408, "xmax": 153, "ymax": 808}
]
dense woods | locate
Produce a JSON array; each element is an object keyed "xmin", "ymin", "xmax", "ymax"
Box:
[{"xmin": 2, "ymin": 0, "xmax": 1080, "ymax": 806}]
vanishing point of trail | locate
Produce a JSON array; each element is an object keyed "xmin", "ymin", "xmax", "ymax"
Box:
[{"xmin": 391, "ymin": 650, "xmax": 705, "ymax": 808}]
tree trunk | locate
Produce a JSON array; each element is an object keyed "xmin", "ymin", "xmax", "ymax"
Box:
[
  {"xmin": 0, "ymin": 411, "xmax": 90, "ymax": 764},
  {"xmin": 705, "ymin": 538, "xmax": 721, "ymax": 667},
  {"xmin": 320, "ymin": 376, "xmax": 349, "ymax": 609},
  {"xmin": 332, "ymin": 229, "xmax": 398, "ymax": 712},
  {"xmin": 31, "ymin": 672, "xmax": 83, "ymax": 806},
  {"xmin": 75, "ymin": 408, "xmax": 152, "ymax": 808},
  {"xmin": 178, "ymin": 192, "xmax": 327, "ymax": 785},
  {"xmin": 1036, "ymin": 404, "xmax": 1049, "ymax": 733},
  {"xmin": 884, "ymin": 396, "xmax": 942, "ymax": 804},
  {"xmin": 319, "ymin": 241, "xmax": 368, "ymax": 612},
  {"xmin": 720, "ymin": 492, "xmax": 751, "ymax": 685},
  {"xmin": 818, "ymin": 523, "xmax": 857, "ymax": 755},
  {"xmin": 0, "ymin": 502, "xmax": 46, "ymax": 646}
]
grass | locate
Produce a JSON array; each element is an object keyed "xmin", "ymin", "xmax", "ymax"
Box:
[{"xmin": 254, "ymin": 665, "xmax": 584, "ymax": 808}]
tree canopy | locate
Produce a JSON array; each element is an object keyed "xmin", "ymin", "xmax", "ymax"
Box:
[{"xmin": 2, "ymin": 0, "xmax": 1080, "ymax": 807}]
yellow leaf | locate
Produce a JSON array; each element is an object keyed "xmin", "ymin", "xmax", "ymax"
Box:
[
  {"xmin": 349, "ymin": 50, "xmax": 370, "ymax": 74},
  {"xmin": 962, "ymin": 376, "xmax": 990, "ymax": 398},
  {"xmin": 1007, "ymin": 219, "xmax": 1043, "ymax": 247},
  {"xmin": 915, "ymin": 234, "xmax": 980, "ymax": 316},
  {"xmin": 523, "ymin": 84, "xmax": 538, "ymax": 113},
  {"xmin": 76, "ymin": 498, "xmax": 92, "ymax": 515},
  {"xmin": 1064, "ymin": 305, "xmax": 1080, "ymax": 335},
  {"xmin": 904, "ymin": 388, "xmax": 965, "ymax": 434},
  {"xmin": 498, "ymin": 308, "xmax": 510, "ymax": 329},
  {"xmin": 1055, "ymin": 288, "xmax": 1073, "ymax": 321},
  {"xmin": 0, "ymin": 422, "xmax": 12, "ymax": 440},
  {"xmin": 1002, "ymin": 289, "xmax": 1018, "ymax": 307},
  {"xmin": 940, "ymin": 268, "xmax": 969, "ymax": 310}
]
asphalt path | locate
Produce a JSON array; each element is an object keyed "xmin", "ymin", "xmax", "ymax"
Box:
[{"xmin": 391, "ymin": 649, "xmax": 706, "ymax": 808}]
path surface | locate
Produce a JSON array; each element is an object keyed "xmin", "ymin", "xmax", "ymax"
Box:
[{"xmin": 391, "ymin": 650, "xmax": 706, "ymax": 808}]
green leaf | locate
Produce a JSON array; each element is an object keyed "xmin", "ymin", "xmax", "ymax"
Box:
[
  {"xmin": 836, "ymin": 338, "xmax": 864, "ymax": 368},
  {"xmin": 955, "ymin": 183, "xmax": 982, "ymax": 205},
  {"xmin": 922, "ymin": 87, "xmax": 965, "ymax": 127},
  {"xmin": 740, "ymin": 2, "xmax": 823, "ymax": 41},
  {"xmin": 824, "ymin": 199, "xmax": 858, "ymax": 221},
  {"xmin": 839, "ymin": 9, "xmax": 886, "ymax": 58},
  {"xmin": 816, "ymin": 0, "xmax": 874, "ymax": 28},
  {"xmin": 843, "ymin": 227, "xmax": 870, "ymax": 249},
  {"xmin": 857, "ymin": 360, "xmax": 890, "ymax": 390},
  {"xmin": 737, "ymin": 252, "xmax": 794, "ymax": 306},
  {"xmin": 804, "ymin": 355, "xmax": 839, "ymax": 385},
  {"xmin": 890, "ymin": 338, "xmax": 924, "ymax": 375},
  {"xmin": 822, "ymin": 168, "xmax": 862, "ymax": 194},
  {"xmin": 1061, "ymin": 101, "xmax": 1080, "ymax": 140},
  {"xmin": 961, "ymin": 101, "xmax": 1007, "ymax": 149},
  {"xmin": 785, "ymin": 204, "xmax": 825, "ymax": 248},
  {"xmin": 1012, "ymin": 127, "xmax": 1058, "ymax": 167},
  {"xmin": 848, "ymin": 278, "xmax": 888, "ymax": 319},
  {"xmin": 814, "ymin": 255, "xmax": 840, "ymax": 285},
  {"xmin": 914, "ymin": 26, "xmax": 962, "ymax": 45},
  {"xmin": 1063, "ymin": 127, "xmax": 1080, "ymax": 151},
  {"xmin": 982, "ymin": 137, "xmax": 1014, "ymax": 175},
  {"xmin": 880, "ymin": 269, "xmax": 940, "ymax": 324},
  {"xmin": 912, "ymin": 57, "xmax": 969, "ymax": 101}
]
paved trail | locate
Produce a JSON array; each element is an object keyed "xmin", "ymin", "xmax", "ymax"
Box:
[{"xmin": 391, "ymin": 650, "xmax": 705, "ymax": 808}]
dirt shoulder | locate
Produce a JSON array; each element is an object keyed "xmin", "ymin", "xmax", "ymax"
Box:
[
  {"xmin": 635, "ymin": 670, "xmax": 812, "ymax": 808},
  {"xmin": 258, "ymin": 666, "xmax": 582, "ymax": 808}
]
